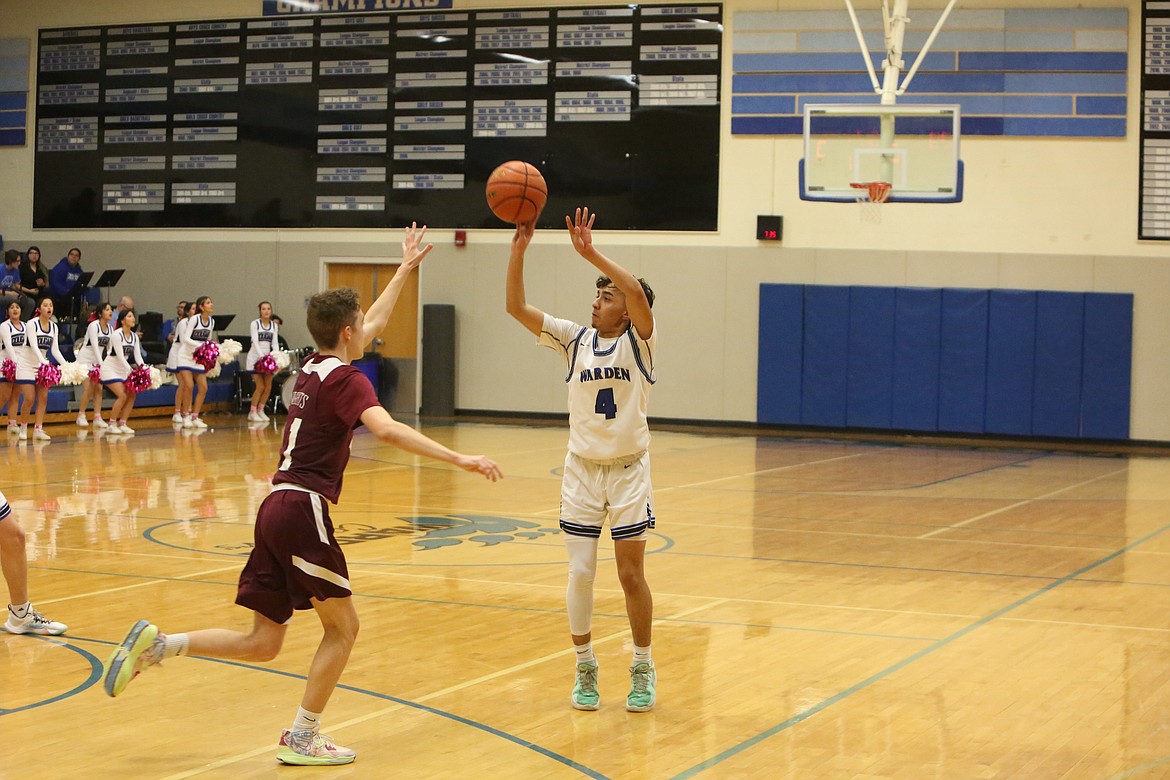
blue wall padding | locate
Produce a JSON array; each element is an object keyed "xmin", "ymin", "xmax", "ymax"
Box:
[
  {"xmin": 800, "ymin": 285, "xmax": 850, "ymax": 426},
  {"xmin": 1032, "ymin": 292, "xmax": 1084, "ymax": 437},
  {"xmin": 757, "ymin": 284, "xmax": 1132, "ymax": 440},
  {"xmin": 1080, "ymin": 293, "xmax": 1133, "ymax": 439},
  {"xmin": 846, "ymin": 286, "xmax": 895, "ymax": 428},
  {"xmin": 757, "ymin": 284, "xmax": 804, "ymax": 424},
  {"xmin": 985, "ymin": 290, "xmax": 1037, "ymax": 435},
  {"xmin": 891, "ymin": 288, "xmax": 942, "ymax": 431},
  {"xmin": 938, "ymin": 289, "xmax": 989, "ymax": 433}
]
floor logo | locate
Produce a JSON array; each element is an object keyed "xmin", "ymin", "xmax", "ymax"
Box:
[{"xmin": 332, "ymin": 514, "xmax": 559, "ymax": 550}]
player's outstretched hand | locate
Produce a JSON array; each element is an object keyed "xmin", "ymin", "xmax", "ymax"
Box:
[
  {"xmin": 456, "ymin": 454, "xmax": 503, "ymax": 482},
  {"xmin": 566, "ymin": 207, "xmax": 596, "ymax": 257},
  {"xmin": 512, "ymin": 221, "xmax": 534, "ymax": 255},
  {"xmin": 401, "ymin": 221, "xmax": 434, "ymax": 272}
]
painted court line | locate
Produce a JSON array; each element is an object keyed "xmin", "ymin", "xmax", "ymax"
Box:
[
  {"xmin": 157, "ymin": 598, "xmax": 728, "ymax": 779},
  {"xmin": 669, "ymin": 519, "xmax": 1170, "ymax": 779},
  {"xmin": 33, "ymin": 564, "xmax": 244, "ymax": 606},
  {"xmin": 916, "ymin": 465, "xmax": 1129, "ymax": 539}
]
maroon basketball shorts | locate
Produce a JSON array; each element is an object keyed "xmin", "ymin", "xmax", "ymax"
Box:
[{"xmin": 235, "ymin": 487, "xmax": 351, "ymax": 624}]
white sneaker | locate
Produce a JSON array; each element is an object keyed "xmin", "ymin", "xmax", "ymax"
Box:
[
  {"xmin": 18, "ymin": 425, "xmax": 27, "ymax": 441},
  {"xmin": 6, "ymin": 422, "xmax": 17, "ymax": 435},
  {"xmin": 192, "ymin": 417, "xmax": 208, "ymax": 429},
  {"xmin": 247, "ymin": 410, "xmax": 259, "ymax": 422},
  {"xmin": 182, "ymin": 416, "xmax": 194, "ymax": 428},
  {"xmin": 120, "ymin": 424, "xmax": 135, "ymax": 435},
  {"xmin": 277, "ymin": 729, "xmax": 356, "ymax": 766},
  {"xmin": 32, "ymin": 428, "xmax": 50, "ymax": 441},
  {"xmin": 76, "ymin": 414, "xmax": 88, "ymax": 428},
  {"xmin": 258, "ymin": 410, "xmax": 270, "ymax": 421},
  {"xmin": 94, "ymin": 417, "xmax": 109, "ymax": 429},
  {"xmin": 5, "ymin": 605, "xmax": 67, "ymax": 636},
  {"xmin": 171, "ymin": 411, "xmax": 183, "ymax": 423}
]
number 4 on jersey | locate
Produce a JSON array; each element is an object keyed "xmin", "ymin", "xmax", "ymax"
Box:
[{"xmin": 594, "ymin": 387, "xmax": 617, "ymax": 419}]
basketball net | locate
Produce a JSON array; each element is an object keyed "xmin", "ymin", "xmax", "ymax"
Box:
[{"xmin": 850, "ymin": 181, "xmax": 892, "ymax": 223}]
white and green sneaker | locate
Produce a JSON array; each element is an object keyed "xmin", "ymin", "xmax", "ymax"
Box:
[
  {"xmin": 571, "ymin": 661, "xmax": 600, "ymax": 711},
  {"xmin": 103, "ymin": 619, "xmax": 162, "ymax": 697},
  {"xmin": 277, "ymin": 729, "xmax": 356, "ymax": 766},
  {"xmin": 626, "ymin": 662, "xmax": 656, "ymax": 712}
]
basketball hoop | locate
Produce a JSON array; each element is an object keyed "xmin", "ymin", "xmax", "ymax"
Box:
[{"xmin": 850, "ymin": 181, "xmax": 892, "ymax": 223}]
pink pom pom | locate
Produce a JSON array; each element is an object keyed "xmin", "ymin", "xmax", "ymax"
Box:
[
  {"xmin": 193, "ymin": 340, "xmax": 220, "ymax": 370},
  {"xmin": 1, "ymin": 360, "xmax": 13, "ymax": 383},
  {"xmin": 36, "ymin": 363, "xmax": 62, "ymax": 388},
  {"xmin": 88, "ymin": 364, "xmax": 102, "ymax": 383},
  {"xmin": 255, "ymin": 353, "xmax": 278, "ymax": 375},
  {"xmin": 125, "ymin": 365, "xmax": 151, "ymax": 394}
]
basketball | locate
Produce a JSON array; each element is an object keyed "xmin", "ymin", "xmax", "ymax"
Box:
[{"xmin": 485, "ymin": 161, "xmax": 547, "ymax": 224}]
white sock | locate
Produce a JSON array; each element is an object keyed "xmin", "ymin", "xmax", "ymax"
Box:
[
  {"xmin": 163, "ymin": 633, "xmax": 189, "ymax": 659},
  {"xmin": 9, "ymin": 601, "xmax": 30, "ymax": 619},
  {"xmin": 574, "ymin": 642, "xmax": 596, "ymax": 665},
  {"xmin": 633, "ymin": 644, "xmax": 652, "ymax": 665},
  {"xmin": 292, "ymin": 707, "xmax": 321, "ymax": 733}
]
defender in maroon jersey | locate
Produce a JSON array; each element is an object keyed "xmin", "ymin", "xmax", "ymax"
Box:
[{"xmin": 103, "ymin": 224, "xmax": 502, "ymax": 767}]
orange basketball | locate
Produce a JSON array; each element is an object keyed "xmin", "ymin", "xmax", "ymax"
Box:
[{"xmin": 485, "ymin": 161, "xmax": 547, "ymax": 224}]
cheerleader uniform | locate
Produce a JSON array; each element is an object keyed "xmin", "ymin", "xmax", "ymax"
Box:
[
  {"xmin": 166, "ymin": 316, "xmax": 189, "ymax": 374},
  {"xmin": 76, "ymin": 319, "xmax": 114, "ymax": 373},
  {"xmin": 32, "ymin": 319, "xmax": 68, "ymax": 369},
  {"xmin": 245, "ymin": 318, "xmax": 278, "ymax": 371},
  {"xmin": 0, "ymin": 320, "xmax": 33, "ymax": 435},
  {"xmin": 176, "ymin": 314, "xmax": 214, "ymax": 373},
  {"xmin": 4, "ymin": 319, "xmax": 45, "ymax": 384},
  {"xmin": 101, "ymin": 329, "xmax": 145, "ymax": 384}
]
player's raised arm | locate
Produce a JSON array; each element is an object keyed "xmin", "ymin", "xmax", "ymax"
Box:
[
  {"xmin": 364, "ymin": 221, "xmax": 433, "ymax": 345},
  {"xmin": 505, "ymin": 220, "xmax": 545, "ymax": 336},
  {"xmin": 359, "ymin": 405, "xmax": 502, "ymax": 481},
  {"xmin": 566, "ymin": 207, "xmax": 653, "ymax": 340}
]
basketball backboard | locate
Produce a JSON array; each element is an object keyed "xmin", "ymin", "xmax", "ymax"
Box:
[{"xmin": 799, "ymin": 103, "xmax": 963, "ymax": 203}]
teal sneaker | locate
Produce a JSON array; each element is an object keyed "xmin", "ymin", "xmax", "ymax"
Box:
[
  {"xmin": 277, "ymin": 729, "xmax": 356, "ymax": 766},
  {"xmin": 571, "ymin": 661, "xmax": 600, "ymax": 711},
  {"xmin": 626, "ymin": 661, "xmax": 656, "ymax": 712},
  {"xmin": 103, "ymin": 619, "xmax": 162, "ymax": 697}
]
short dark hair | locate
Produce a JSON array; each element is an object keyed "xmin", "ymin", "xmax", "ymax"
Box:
[
  {"xmin": 3, "ymin": 250, "xmax": 19, "ymax": 266},
  {"xmin": 596, "ymin": 275, "xmax": 654, "ymax": 309},
  {"xmin": 307, "ymin": 288, "xmax": 360, "ymax": 349}
]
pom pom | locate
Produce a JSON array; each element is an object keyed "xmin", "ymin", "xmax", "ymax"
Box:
[
  {"xmin": 206, "ymin": 363, "xmax": 222, "ymax": 380},
  {"xmin": 36, "ymin": 362, "xmax": 62, "ymax": 388},
  {"xmin": 274, "ymin": 351, "xmax": 291, "ymax": 371},
  {"xmin": 125, "ymin": 365, "xmax": 152, "ymax": 394},
  {"xmin": 1, "ymin": 360, "xmax": 14, "ymax": 383},
  {"xmin": 255, "ymin": 353, "xmax": 278, "ymax": 375},
  {"xmin": 148, "ymin": 366, "xmax": 164, "ymax": 390},
  {"xmin": 88, "ymin": 364, "xmax": 102, "ymax": 384},
  {"xmin": 193, "ymin": 340, "xmax": 220, "ymax": 370},
  {"xmin": 58, "ymin": 361, "xmax": 90, "ymax": 386},
  {"xmin": 218, "ymin": 339, "xmax": 243, "ymax": 364}
]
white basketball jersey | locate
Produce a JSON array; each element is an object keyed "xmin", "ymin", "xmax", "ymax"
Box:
[{"xmin": 538, "ymin": 313, "xmax": 656, "ymax": 461}]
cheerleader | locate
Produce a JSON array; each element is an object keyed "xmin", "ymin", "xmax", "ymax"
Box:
[
  {"xmin": 1, "ymin": 297, "xmax": 48, "ymax": 441},
  {"xmin": 245, "ymin": 301, "xmax": 278, "ymax": 422},
  {"xmin": 167, "ymin": 300, "xmax": 196, "ymax": 424},
  {"xmin": 0, "ymin": 302, "xmax": 18, "ymax": 431},
  {"xmin": 100, "ymin": 309, "xmax": 146, "ymax": 435},
  {"xmin": 175, "ymin": 295, "xmax": 214, "ymax": 429},
  {"xmin": 29, "ymin": 297, "xmax": 68, "ymax": 441},
  {"xmin": 75, "ymin": 302, "xmax": 115, "ymax": 428}
]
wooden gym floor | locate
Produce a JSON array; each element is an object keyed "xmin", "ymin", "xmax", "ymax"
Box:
[{"xmin": 3, "ymin": 414, "xmax": 1170, "ymax": 779}]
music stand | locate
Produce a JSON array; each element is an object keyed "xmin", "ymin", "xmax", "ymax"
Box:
[
  {"xmin": 76, "ymin": 270, "xmax": 94, "ymax": 289},
  {"xmin": 93, "ymin": 269, "xmax": 124, "ymax": 306}
]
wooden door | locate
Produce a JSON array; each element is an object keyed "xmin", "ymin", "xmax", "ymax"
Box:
[{"xmin": 326, "ymin": 263, "xmax": 418, "ymax": 359}]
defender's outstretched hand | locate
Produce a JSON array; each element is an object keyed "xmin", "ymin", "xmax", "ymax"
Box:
[
  {"xmin": 456, "ymin": 455, "xmax": 503, "ymax": 482},
  {"xmin": 566, "ymin": 207, "xmax": 597, "ymax": 258},
  {"xmin": 400, "ymin": 221, "xmax": 434, "ymax": 272}
]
